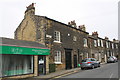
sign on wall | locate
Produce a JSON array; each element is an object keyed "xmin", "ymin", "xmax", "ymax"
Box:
[{"xmin": 0, "ymin": 45, "xmax": 50, "ymax": 55}]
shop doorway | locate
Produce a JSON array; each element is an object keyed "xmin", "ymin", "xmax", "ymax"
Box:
[
  {"xmin": 65, "ymin": 49, "xmax": 72, "ymax": 70},
  {"xmin": 38, "ymin": 56, "xmax": 46, "ymax": 75}
]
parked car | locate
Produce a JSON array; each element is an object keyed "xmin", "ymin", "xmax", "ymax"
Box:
[
  {"xmin": 107, "ymin": 56, "xmax": 118, "ymax": 63},
  {"xmin": 80, "ymin": 58, "xmax": 100, "ymax": 70}
]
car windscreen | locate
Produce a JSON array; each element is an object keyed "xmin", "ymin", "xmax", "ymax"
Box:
[{"xmin": 82, "ymin": 59, "xmax": 90, "ymax": 62}]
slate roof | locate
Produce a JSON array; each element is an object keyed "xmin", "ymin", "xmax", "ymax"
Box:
[
  {"xmin": 0, "ymin": 37, "xmax": 47, "ymax": 49},
  {"xmin": 34, "ymin": 15, "xmax": 89, "ymax": 34}
]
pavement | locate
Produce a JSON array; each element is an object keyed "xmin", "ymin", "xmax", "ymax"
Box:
[
  {"xmin": 33, "ymin": 62, "xmax": 107, "ymax": 79},
  {"xmin": 34, "ymin": 68, "xmax": 80, "ymax": 79}
]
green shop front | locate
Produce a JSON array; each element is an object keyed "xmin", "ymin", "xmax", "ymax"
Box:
[{"xmin": 0, "ymin": 37, "xmax": 50, "ymax": 79}]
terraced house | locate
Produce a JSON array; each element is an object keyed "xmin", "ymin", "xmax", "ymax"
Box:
[{"xmin": 14, "ymin": 3, "xmax": 119, "ymax": 78}]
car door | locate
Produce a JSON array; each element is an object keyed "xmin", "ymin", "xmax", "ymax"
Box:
[
  {"xmin": 91, "ymin": 58, "xmax": 97, "ymax": 67},
  {"xmin": 94, "ymin": 58, "xmax": 99, "ymax": 67}
]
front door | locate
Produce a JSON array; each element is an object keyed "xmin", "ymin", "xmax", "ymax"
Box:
[
  {"xmin": 74, "ymin": 55, "xmax": 77, "ymax": 68},
  {"xmin": 65, "ymin": 49, "xmax": 72, "ymax": 70},
  {"xmin": 38, "ymin": 56, "xmax": 46, "ymax": 75}
]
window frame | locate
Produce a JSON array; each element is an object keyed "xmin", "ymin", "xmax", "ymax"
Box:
[
  {"xmin": 54, "ymin": 51, "xmax": 62, "ymax": 64},
  {"xmin": 94, "ymin": 40, "xmax": 97, "ymax": 47},
  {"xmin": 83, "ymin": 38, "xmax": 88, "ymax": 47},
  {"xmin": 54, "ymin": 31, "xmax": 61, "ymax": 43}
]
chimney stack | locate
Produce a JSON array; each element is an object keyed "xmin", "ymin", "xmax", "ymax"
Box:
[
  {"xmin": 25, "ymin": 3, "xmax": 35, "ymax": 17},
  {"xmin": 92, "ymin": 31, "xmax": 98, "ymax": 37},
  {"xmin": 68, "ymin": 20, "xmax": 77, "ymax": 28},
  {"xmin": 78, "ymin": 25, "xmax": 86, "ymax": 31},
  {"xmin": 105, "ymin": 36, "xmax": 109, "ymax": 40}
]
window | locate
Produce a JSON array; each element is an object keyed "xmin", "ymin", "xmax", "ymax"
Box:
[
  {"xmin": 101, "ymin": 40, "xmax": 103, "ymax": 47},
  {"xmin": 109, "ymin": 42, "xmax": 111, "ymax": 48},
  {"xmin": 73, "ymin": 36, "xmax": 77, "ymax": 41},
  {"xmin": 83, "ymin": 38, "xmax": 88, "ymax": 47},
  {"xmin": 97, "ymin": 39, "xmax": 100, "ymax": 46},
  {"xmin": 116, "ymin": 44, "xmax": 118, "ymax": 49},
  {"xmin": 94, "ymin": 40, "xmax": 97, "ymax": 47},
  {"xmin": 112, "ymin": 43, "xmax": 114, "ymax": 49},
  {"xmin": 2, "ymin": 55, "xmax": 33, "ymax": 77},
  {"xmin": 54, "ymin": 31, "xmax": 61, "ymax": 43},
  {"xmin": 54, "ymin": 51, "xmax": 62, "ymax": 64},
  {"xmin": 106, "ymin": 41, "xmax": 109, "ymax": 48}
]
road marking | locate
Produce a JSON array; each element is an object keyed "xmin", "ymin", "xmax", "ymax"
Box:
[
  {"xmin": 109, "ymin": 73, "xmax": 113, "ymax": 80},
  {"xmin": 48, "ymin": 71, "xmax": 78, "ymax": 80}
]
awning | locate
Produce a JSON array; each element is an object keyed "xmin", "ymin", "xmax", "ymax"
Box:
[
  {"xmin": 0, "ymin": 37, "xmax": 50, "ymax": 55},
  {"xmin": 0, "ymin": 45, "xmax": 50, "ymax": 55}
]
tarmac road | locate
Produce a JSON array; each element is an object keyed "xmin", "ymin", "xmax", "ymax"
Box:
[{"xmin": 52, "ymin": 62, "xmax": 119, "ymax": 80}]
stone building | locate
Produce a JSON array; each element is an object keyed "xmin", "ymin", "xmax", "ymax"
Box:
[
  {"xmin": 88, "ymin": 32, "xmax": 119, "ymax": 63},
  {"xmin": 0, "ymin": 37, "xmax": 50, "ymax": 79},
  {"xmin": 15, "ymin": 3, "xmax": 90, "ymax": 73},
  {"xmin": 14, "ymin": 3, "xmax": 119, "ymax": 77}
]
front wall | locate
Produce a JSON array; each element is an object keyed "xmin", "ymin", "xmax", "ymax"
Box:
[
  {"xmin": 15, "ymin": 16, "xmax": 36, "ymax": 42},
  {"xmin": 45, "ymin": 19, "xmax": 89, "ymax": 70}
]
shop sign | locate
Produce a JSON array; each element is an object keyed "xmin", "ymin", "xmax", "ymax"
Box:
[{"xmin": 0, "ymin": 45, "xmax": 50, "ymax": 55}]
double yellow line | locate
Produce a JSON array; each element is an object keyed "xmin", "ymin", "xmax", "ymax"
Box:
[{"xmin": 49, "ymin": 71, "xmax": 78, "ymax": 80}]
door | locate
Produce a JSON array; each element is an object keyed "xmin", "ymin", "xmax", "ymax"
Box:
[
  {"xmin": 65, "ymin": 49, "xmax": 72, "ymax": 70},
  {"xmin": 38, "ymin": 56, "xmax": 46, "ymax": 75},
  {"xmin": 74, "ymin": 55, "xmax": 77, "ymax": 68}
]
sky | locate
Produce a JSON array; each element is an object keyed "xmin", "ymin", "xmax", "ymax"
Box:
[{"xmin": 0, "ymin": 0, "xmax": 119, "ymax": 41}]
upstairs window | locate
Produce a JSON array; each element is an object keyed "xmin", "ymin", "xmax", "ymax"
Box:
[
  {"xmin": 54, "ymin": 51, "xmax": 62, "ymax": 64},
  {"xmin": 94, "ymin": 40, "xmax": 97, "ymax": 47},
  {"xmin": 112, "ymin": 43, "xmax": 114, "ymax": 49},
  {"xmin": 101, "ymin": 40, "xmax": 104, "ymax": 47},
  {"xmin": 116, "ymin": 44, "xmax": 118, "ymax": 49},
  {"xmin": 54, "ymin": 31, "xmax": 61, "ymax": 43},
  {"xmin": 106, "ymin": 41, "xmax": 109, "ymax": 48},
  {"xmin": 83, "ymin": 38, "xmax": 88, "ymax": 47},
  {"xmin": 97, "ymin": 39, "xmax": 100, "ymax": 46},
  {"xmin": 73, "ymin": 36, "xmax": 77, "ymax": 41},
  {"xmin": 109, "ymin": 42, "xmax": 111, "ymax": 48}
]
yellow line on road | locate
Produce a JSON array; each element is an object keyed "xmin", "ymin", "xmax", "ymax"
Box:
[{"xmin": 49, "ymin": 71, "xmax": 78, "ymax": 80}]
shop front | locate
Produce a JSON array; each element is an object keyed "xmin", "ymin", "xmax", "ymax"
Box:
[{"xmin": 0, "ymin": 37, "xmax": 50, "ymax": 79}]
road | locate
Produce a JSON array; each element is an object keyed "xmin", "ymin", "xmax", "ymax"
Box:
[{"xmin": 52, "ymin": 62, "xmax": 119, "ymax": 80}]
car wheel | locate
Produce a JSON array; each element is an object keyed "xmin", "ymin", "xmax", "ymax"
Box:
[
  {"xmin": 98, "ymin": 64, "xmax": 100, "ymax": 67},
  {"xmin": 81, "ymin": 67, "xmax": 84, "ymax": 70},
  {"xmin": 91, "ymin": 65, "xmax": 94, "ymax": 69}
]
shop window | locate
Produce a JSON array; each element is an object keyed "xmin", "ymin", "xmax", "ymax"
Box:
[
  {"xmin": 1, "ymin": 55, "xmax": 33, "ymax": 77},
  {"xmin": 54, "ymin": 51, "xmax": 62, "ymax": 64}
]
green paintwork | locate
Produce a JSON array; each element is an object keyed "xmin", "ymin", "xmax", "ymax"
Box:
[{"xmin": 0, "ymin": 45, "xmax": 50, "ymax": 55}]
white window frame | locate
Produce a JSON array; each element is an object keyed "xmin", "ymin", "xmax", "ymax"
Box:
[
  {"xmin": 54, "ymin": 31, "xmax": 61, "ymax": 43},
  {"xmin": 54, "ymin": 51, "xmax": 62, "ymax": 64},
  {"xmin": 109, "ymin": 42, "xmax": 111, "ymax": 48},
  {"xmin": 97, "ymin": 39, "xmax": 100, "ymax": 46},
  {"xmin": 112, "ymin": 43, "xmax": 114, "ymax": 49},
  {"xmin": 94, "ymin": 40, "xmax": 97, "ymax": 47},
  {"xmin": 73, "ymin": 36, "xmax": 77, "ymax": 41},
  {"xmin": 101, "ymin": 40, "xmax": 103, "ymax": 47},
  {"xmin": 83, "ymin": 38, "xmax": 88, "ymax": 47},
  {"xmin": 116, "ymin": 44, "xmax": 118, "ymax": 49},
  {"xmin": 106, "ymin": 41, "xmax": 109, "ymax": 48}
]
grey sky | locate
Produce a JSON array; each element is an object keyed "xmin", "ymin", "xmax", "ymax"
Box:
[{"xmin": 0, "ymin": 0, "xmax": 119, "ymax": 40}]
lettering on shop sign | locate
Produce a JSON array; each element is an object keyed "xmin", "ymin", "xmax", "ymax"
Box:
[
  {"xmin": 32, "ymin": 49, "xmax": 47, "ymax": 54},
  {"xmin": 11, "ymin": 48, "xmax": 23, "ymax": 54}
]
